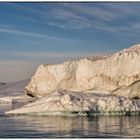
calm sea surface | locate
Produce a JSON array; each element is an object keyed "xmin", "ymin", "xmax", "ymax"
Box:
[{"xmin": 0, "ymin": 105, "xmax": 140, "ymax": 138}]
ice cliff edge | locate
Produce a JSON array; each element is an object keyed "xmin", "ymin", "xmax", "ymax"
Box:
[{"xmin": 25, "ymin": 44, "xmax": 140, "ymax": 99}]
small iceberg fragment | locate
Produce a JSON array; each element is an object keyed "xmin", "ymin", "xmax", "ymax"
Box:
[{"xmin": 0, "ymin": 98, "xmax": 12, "ymax": 104}]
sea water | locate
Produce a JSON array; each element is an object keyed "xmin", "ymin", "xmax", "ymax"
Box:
[{"xmin": 0, "ymin": 105, "xmax": 140, "ymax": 138}]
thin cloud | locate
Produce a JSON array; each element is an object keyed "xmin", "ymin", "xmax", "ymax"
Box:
[
  {"xmin": 0, "ymin": 28, "xmax": 70, "ymax": 41},
  {"xmin": 0, "ymin": 24, "xmax": 14, "ymax": 29},
  {"xmin": 46, "ymin": 3, "xmax": 117, "ymax": 30},
  {"xmin": 48, "ymin": 8, "xmax": 97, "ymax": 29},
  {"xmin": 64, "ymin": 3, "xmax": 115, "ymax": 21},
  {"xmin": 0, "ymin": 28, "xmax": 46, "ymax": 37},
  {"xmin": 46, "ymin": 3, "xmax": 140, "ymax": 35},
  {"xmin": 5, "ymin": 3, "xmax": 140, "ymax": 34},
  {"xmin": 101, "ymin": 3, "xmax": 140, "ymax": 16}
]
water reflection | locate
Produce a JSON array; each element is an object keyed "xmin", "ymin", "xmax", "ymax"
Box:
[
  {"xmin": 0, "ymin": 105, "xmax": 140, "ymax": 138},
  {"xmin": 0, "ymin": 115, "xmax": 139, "ymax": 138},
  {"xmin": 0, "ymin": 105, "xmax": 12, "ymax": 115}
]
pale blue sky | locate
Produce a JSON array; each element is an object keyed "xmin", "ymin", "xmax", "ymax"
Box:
[{"xmin": 0, "ymin": 2, "xmax": 140, "ymax": 81}]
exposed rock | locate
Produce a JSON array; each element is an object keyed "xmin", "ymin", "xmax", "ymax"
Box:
[
  {"xmin": 25, "ymin": 44, "xmax": 140, "ymax": 98},
  {"xmin": 5, "ymin": 90, "xmax": 140, "ymax": 116}
]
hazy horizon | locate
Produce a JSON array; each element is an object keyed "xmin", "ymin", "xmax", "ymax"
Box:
[{"xmin": 0, "ymin": 2, "xmax": 140, "ymax": 82}]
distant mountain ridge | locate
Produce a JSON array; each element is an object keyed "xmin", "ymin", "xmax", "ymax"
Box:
[{"xmin": 0, "ymin": 79, "xmax": 29, "ymax": 97}]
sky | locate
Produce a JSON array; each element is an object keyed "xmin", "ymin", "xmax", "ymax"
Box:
[{"xmin": 0, "ymin": 2, "xmax": 140, "ymax": 82}]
